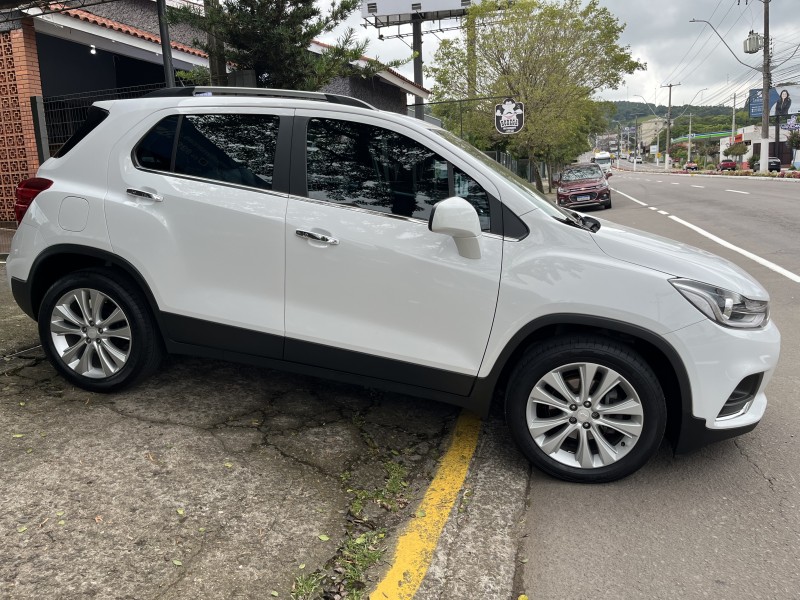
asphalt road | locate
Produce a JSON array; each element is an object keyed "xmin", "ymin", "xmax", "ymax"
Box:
[{"xmin": 517, "ymin": 172, "xmax": 800, "ymax": 599}]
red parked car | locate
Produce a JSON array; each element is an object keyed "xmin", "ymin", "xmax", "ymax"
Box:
[
  {"xmin": 717, "ymin": 160, "xmax": 737, "ymax": 171},
  {"xmin": 555, "ymin": 163, "xmax": 612, "ymax": 210}
]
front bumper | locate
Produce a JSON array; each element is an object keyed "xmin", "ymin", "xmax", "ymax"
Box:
[
  {"xmin": 665, "ymin": 318, "xmax": 780, "ymax": 453},
  {"xmin": 557, "ymin": 188, "xmax": 611, "ymax": 209}
]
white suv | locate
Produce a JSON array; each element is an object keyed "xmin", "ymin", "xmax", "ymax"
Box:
[{"xmin": 7, "ymin": 87, "xmax": 780, "ymax": 482}]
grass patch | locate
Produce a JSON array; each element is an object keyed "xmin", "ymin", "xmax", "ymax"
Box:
[
  {"xmin": 290, "ymin": 572, "xmax": 324, "ymax": 600},
  {"xmin": 347, "ymin": 460, "xmax": 410, "ymax": 516}
]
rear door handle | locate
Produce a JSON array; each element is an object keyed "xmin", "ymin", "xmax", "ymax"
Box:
[
  {"xmin": 295, "ymin": 229, "xmax": 339, "ymax": 245},
  {"xmin": 127, "ymin": 188, "xmax": 163, "ymax": 202}
]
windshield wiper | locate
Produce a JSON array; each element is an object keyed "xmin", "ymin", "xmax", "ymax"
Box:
[{"xmin": 554, "ymin": 211, "xmax": 601, "ymax": 233}]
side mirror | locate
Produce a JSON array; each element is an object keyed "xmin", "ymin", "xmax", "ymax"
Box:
[
  {"xmin": 429, "ymin": 197, "xmax": 482, "ymax": 259},
  {"xmin": 553, "ymin": 173, "xmax": 561, "ymax": 184},
  {"xmin": 605, "ymin": 171, "xmax": 612, "ymax": 179}
]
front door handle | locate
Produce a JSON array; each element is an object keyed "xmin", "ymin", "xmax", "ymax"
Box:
[
  {"xmin": 127, "ymin": 188, "xmax": 163, "ymax": 202},
  {"xmin": 295, "ymin": 229, "xmax": 339, "ymax": 245}
]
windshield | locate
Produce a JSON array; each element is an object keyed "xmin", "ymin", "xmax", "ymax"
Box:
[
  {"xmin": 561, "ymin": 166, "xmax": 603, "ymax": 181},
  {"xmin": 433, "ymin": 129, "xmax": 568, "ymax": 219},
  {"xmin": 594, "ymin": 157, "xmax": 611, "ymax": 165}
]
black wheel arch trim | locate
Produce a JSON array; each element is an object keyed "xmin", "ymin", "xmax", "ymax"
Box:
[
  {"xmin": 480, "ymin": 314, "xmax": 696, "ymax": 448},
  {"xmin": 16, "ymin": 244, "xmax": 164, "ymax": 330}
]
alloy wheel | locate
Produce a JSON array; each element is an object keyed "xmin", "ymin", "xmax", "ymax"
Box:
[
  {"xmin": 526, "ymin": 362, "xmax": 644, "ymax": 469},
  {"xmin": 49, "ymin": 288, "xmax": 132, "ymax": 379}
]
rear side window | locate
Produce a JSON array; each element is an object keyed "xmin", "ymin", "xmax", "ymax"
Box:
[
  {"xmin": 54, "ymin": 106, "xmax": 109, "ymax": 158},
  {"xmin": 134, "ymin": 113, "xmax": 280, "ymax": 191},
  {"xmin": 175, "ymin": 114, "xmax": 278, "ymax": 190}
]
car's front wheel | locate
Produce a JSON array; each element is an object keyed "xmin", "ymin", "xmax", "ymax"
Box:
[
  {"xmin": 505, "ymin": 336, "xmax": 666, "ymax": 483},
  {"xmin": 38, "ymin": 269, "xmax": 163, "ymax": 392}
]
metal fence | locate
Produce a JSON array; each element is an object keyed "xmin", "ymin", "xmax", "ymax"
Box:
[{"xmin": 36, "ymin": 82, "xmax": 167, "ymax": 159}]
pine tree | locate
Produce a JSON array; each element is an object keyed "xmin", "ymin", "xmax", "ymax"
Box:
[{"xmin": 168, "ymin": 0, "xmax": 407, "ymax": 91}]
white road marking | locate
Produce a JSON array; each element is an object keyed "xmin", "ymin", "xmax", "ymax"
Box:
[
  {"xmin": 656, "ymin": 180, "xmax": 662, "ymax": 183},
  {"xmin": 649, "ymin": 206, "xmax": 658, "ymax": 211},
  {"xmin": 609, "ymin": 188, "xmax": 800, "ymax": 283},
  {"xmin": 671, "ymin": 182, "xmax": 680, "ymax": 185},
  {"xmin": 658, "ymin": 210, "xmax": 669, "ymax": 215},
  {"xmin": 691, "ymin": 185, "xmax": 704, "ymax": 188},
  {"xmin": 611, "ymin": 189, "xmax": 648, "ymax": 206},
  {"xmin": 726, "ymin": 189, "xmax": 749, "ymax": 195}
]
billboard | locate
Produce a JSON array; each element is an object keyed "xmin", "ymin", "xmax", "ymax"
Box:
[
  {"xmin": 362, "ymin": 0, "xmax": 475, "ymax": 25},
  {"xmin": 748, "ymin": 85, "xmax": 799, "ymax": 119}
]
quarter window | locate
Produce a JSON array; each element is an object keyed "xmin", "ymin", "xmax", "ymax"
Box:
[{"xmin": 305, "ymin": 118, "xmax": 490, "ymax": 229}]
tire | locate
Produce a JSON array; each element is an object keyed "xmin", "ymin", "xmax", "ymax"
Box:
[
  {"xmin": 604, "ymin": 199, "xmax": 612, "ymax": 209},
  {"xmin": 38, "ymin": 268, "xmax": 164, "ymax": 392},
  {"xmin": 505, "ymin": 336, "xmax": 666, "ymax": 483}
]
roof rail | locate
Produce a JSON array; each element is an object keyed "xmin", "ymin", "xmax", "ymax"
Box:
[{"xmin": 142, "ymin": 86, "xmax": 376, "ymax": 110}]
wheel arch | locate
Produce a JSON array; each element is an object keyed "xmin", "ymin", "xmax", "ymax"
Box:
[
  {"xmin": 484, "ymin": 315, "xmax": 691, "ymax": 445},
  {"xmin": 24, "ymin": 245, "xmax": 163, "ymax": 334}
]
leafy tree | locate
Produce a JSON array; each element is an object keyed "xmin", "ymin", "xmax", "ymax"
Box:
[
  {"xmin": 723, "ymin": 142, "xmax": 747, "ymax": 159},
  {"xmin": 168, "ymin": 0, "xmax": 408, "ymax": 90},
  {"xmin": 426, "ymin": 0, "xmax": 644, "ymax": 190}
]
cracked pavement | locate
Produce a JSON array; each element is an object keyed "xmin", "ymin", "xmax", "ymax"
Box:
[{"xmin": 1, "ymin": 264, "xmax": 471, "ymax": 599}]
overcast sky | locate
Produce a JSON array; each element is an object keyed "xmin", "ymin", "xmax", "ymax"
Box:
[{"xmin": 319, "ymin": 0, "xmax": 800, "ymax": 110}]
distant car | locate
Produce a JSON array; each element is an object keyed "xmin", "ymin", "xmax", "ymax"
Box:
[
  {"xmin": 717, "ymin": 160, "xmax": 737, "ymax": 171},
  {"xmin": 752, "ymin": 157, "xmax": 781, "ymax": 172},
  {"xmin": 633, "ymin": 155, "xmax": 643, "ymax": 164},
  {"xmin": 555, "ymin": 163, "xmax": 612, "ymax": 210},
  {"xmin": 620, "ymin": 152, "xmax": 629, "ymax": 160},
  {"xmin": 684, "ymin": 161, "xmax": 699, "ymax": 171}
]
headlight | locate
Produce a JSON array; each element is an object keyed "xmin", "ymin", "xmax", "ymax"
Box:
[
  {"xmin": 670, "ymin": 279, "xmax": 769, "ymax": 329},
  {"xmin": 557, "ymin": 187, "xmax": 567, "ymax": 195}
]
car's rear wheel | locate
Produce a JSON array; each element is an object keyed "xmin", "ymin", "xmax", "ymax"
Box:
[
  {"xmin": 38, "ymin": 269, "xmax": 163, "ymax": 392},
  {"xmin": 505, "ymin": 336, "xmax": 666, "ymax": 483}
]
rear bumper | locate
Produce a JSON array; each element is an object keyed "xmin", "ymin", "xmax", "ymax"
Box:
[{"xmin": 10, "ymin": 276, "xmax": 35, "ymax": 319}]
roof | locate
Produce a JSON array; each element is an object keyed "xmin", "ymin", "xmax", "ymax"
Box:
[
  {"xmin": 62, "ymin": 7, "xmax": 207, "ymax": 57},
  {"xmin": 55, "ymin": 8, "xmax": 428, "ymax": 98}
]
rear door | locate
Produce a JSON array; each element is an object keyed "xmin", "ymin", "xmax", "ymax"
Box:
[{"xmin": 105, "ymin": 108, "xmax": 292, "ymax": 356}]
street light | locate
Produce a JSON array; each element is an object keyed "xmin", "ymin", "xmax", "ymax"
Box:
[
  {"xmin": 634, "ymin": 94, "xmax": 665, "ymax": 166},
  {"xmin": 683, "ymin": 88, "xmax": 708, "ymax": 164}
]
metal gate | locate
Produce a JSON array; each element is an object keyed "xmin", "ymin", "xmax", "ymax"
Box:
[{"xmin": 33, "ymin": 82, "xmax": 166, "ymax": 160}]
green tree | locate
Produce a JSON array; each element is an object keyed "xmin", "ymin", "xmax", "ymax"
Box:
[
  {"xmin": 426, "ymin": 0, "xmax": 644, "ymax": 190},
  {"xmin": 168, "ymin": 0, "xmax": 408, "ymax": 90},
  {"xmin": 723, "ymin": 142, "xmax": 747, "ymax": 159}
]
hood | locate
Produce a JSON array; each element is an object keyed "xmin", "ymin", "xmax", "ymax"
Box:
[{"xmin": 591, "ymin": 222, "xmax": 768, "ymax": 300}]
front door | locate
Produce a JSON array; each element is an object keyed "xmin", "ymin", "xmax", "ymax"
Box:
[{"xmin": 284, "ymin": 114, "xmax": 502, "ymax": 394}]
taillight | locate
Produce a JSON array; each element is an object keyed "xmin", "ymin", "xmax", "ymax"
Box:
[{"xmin": 14, "ymin": 177, "xmax": 53, "ymax": 225}]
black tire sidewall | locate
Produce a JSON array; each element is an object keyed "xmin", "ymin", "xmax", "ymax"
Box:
[
  {"xmin": 506, "ymin": 337, "xmax": 666, "ymax": 483},
  {"xmin": 38, "ymin": 270, "xmax": 158, "ymax": 392}
]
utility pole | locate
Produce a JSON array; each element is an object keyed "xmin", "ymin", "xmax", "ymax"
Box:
[
  {"xmin": 661, "ymin": 82, "xmax": 681, "ymax": 171},
  {"xmin": 758, "ymin": 0, "xmax": 771, "ymax": 173},
  {"xmin": 412, "ymin": 17, "xmax": 424, "ymax": 120},
  {"xmin": 688, "ymin": 113, "xmax": 693, "ymax": 162},
  {"xmin": 156, "ymin": 0, "xmax": 175, "ymax": 87},
  {"xmin": 633, "ymin": 114, "xmax": 640, "ymax": 173},
  {"xmin": 731, "ymin": 92, "xmax": 736, "ymax": 146}
]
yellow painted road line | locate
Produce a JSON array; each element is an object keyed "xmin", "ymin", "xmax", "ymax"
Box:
[{"xmin": 371, "ymin": 410, "xmax": 482, "ymax": 600}]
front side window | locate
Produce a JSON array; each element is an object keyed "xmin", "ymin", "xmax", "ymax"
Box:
[
  {"xmin": 134, "ymin": 113, "xmax": 280, "ymax": 191},
  {"xmin": 305, "ymin": 118, "xmax": 490, "ymax": 229}
]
